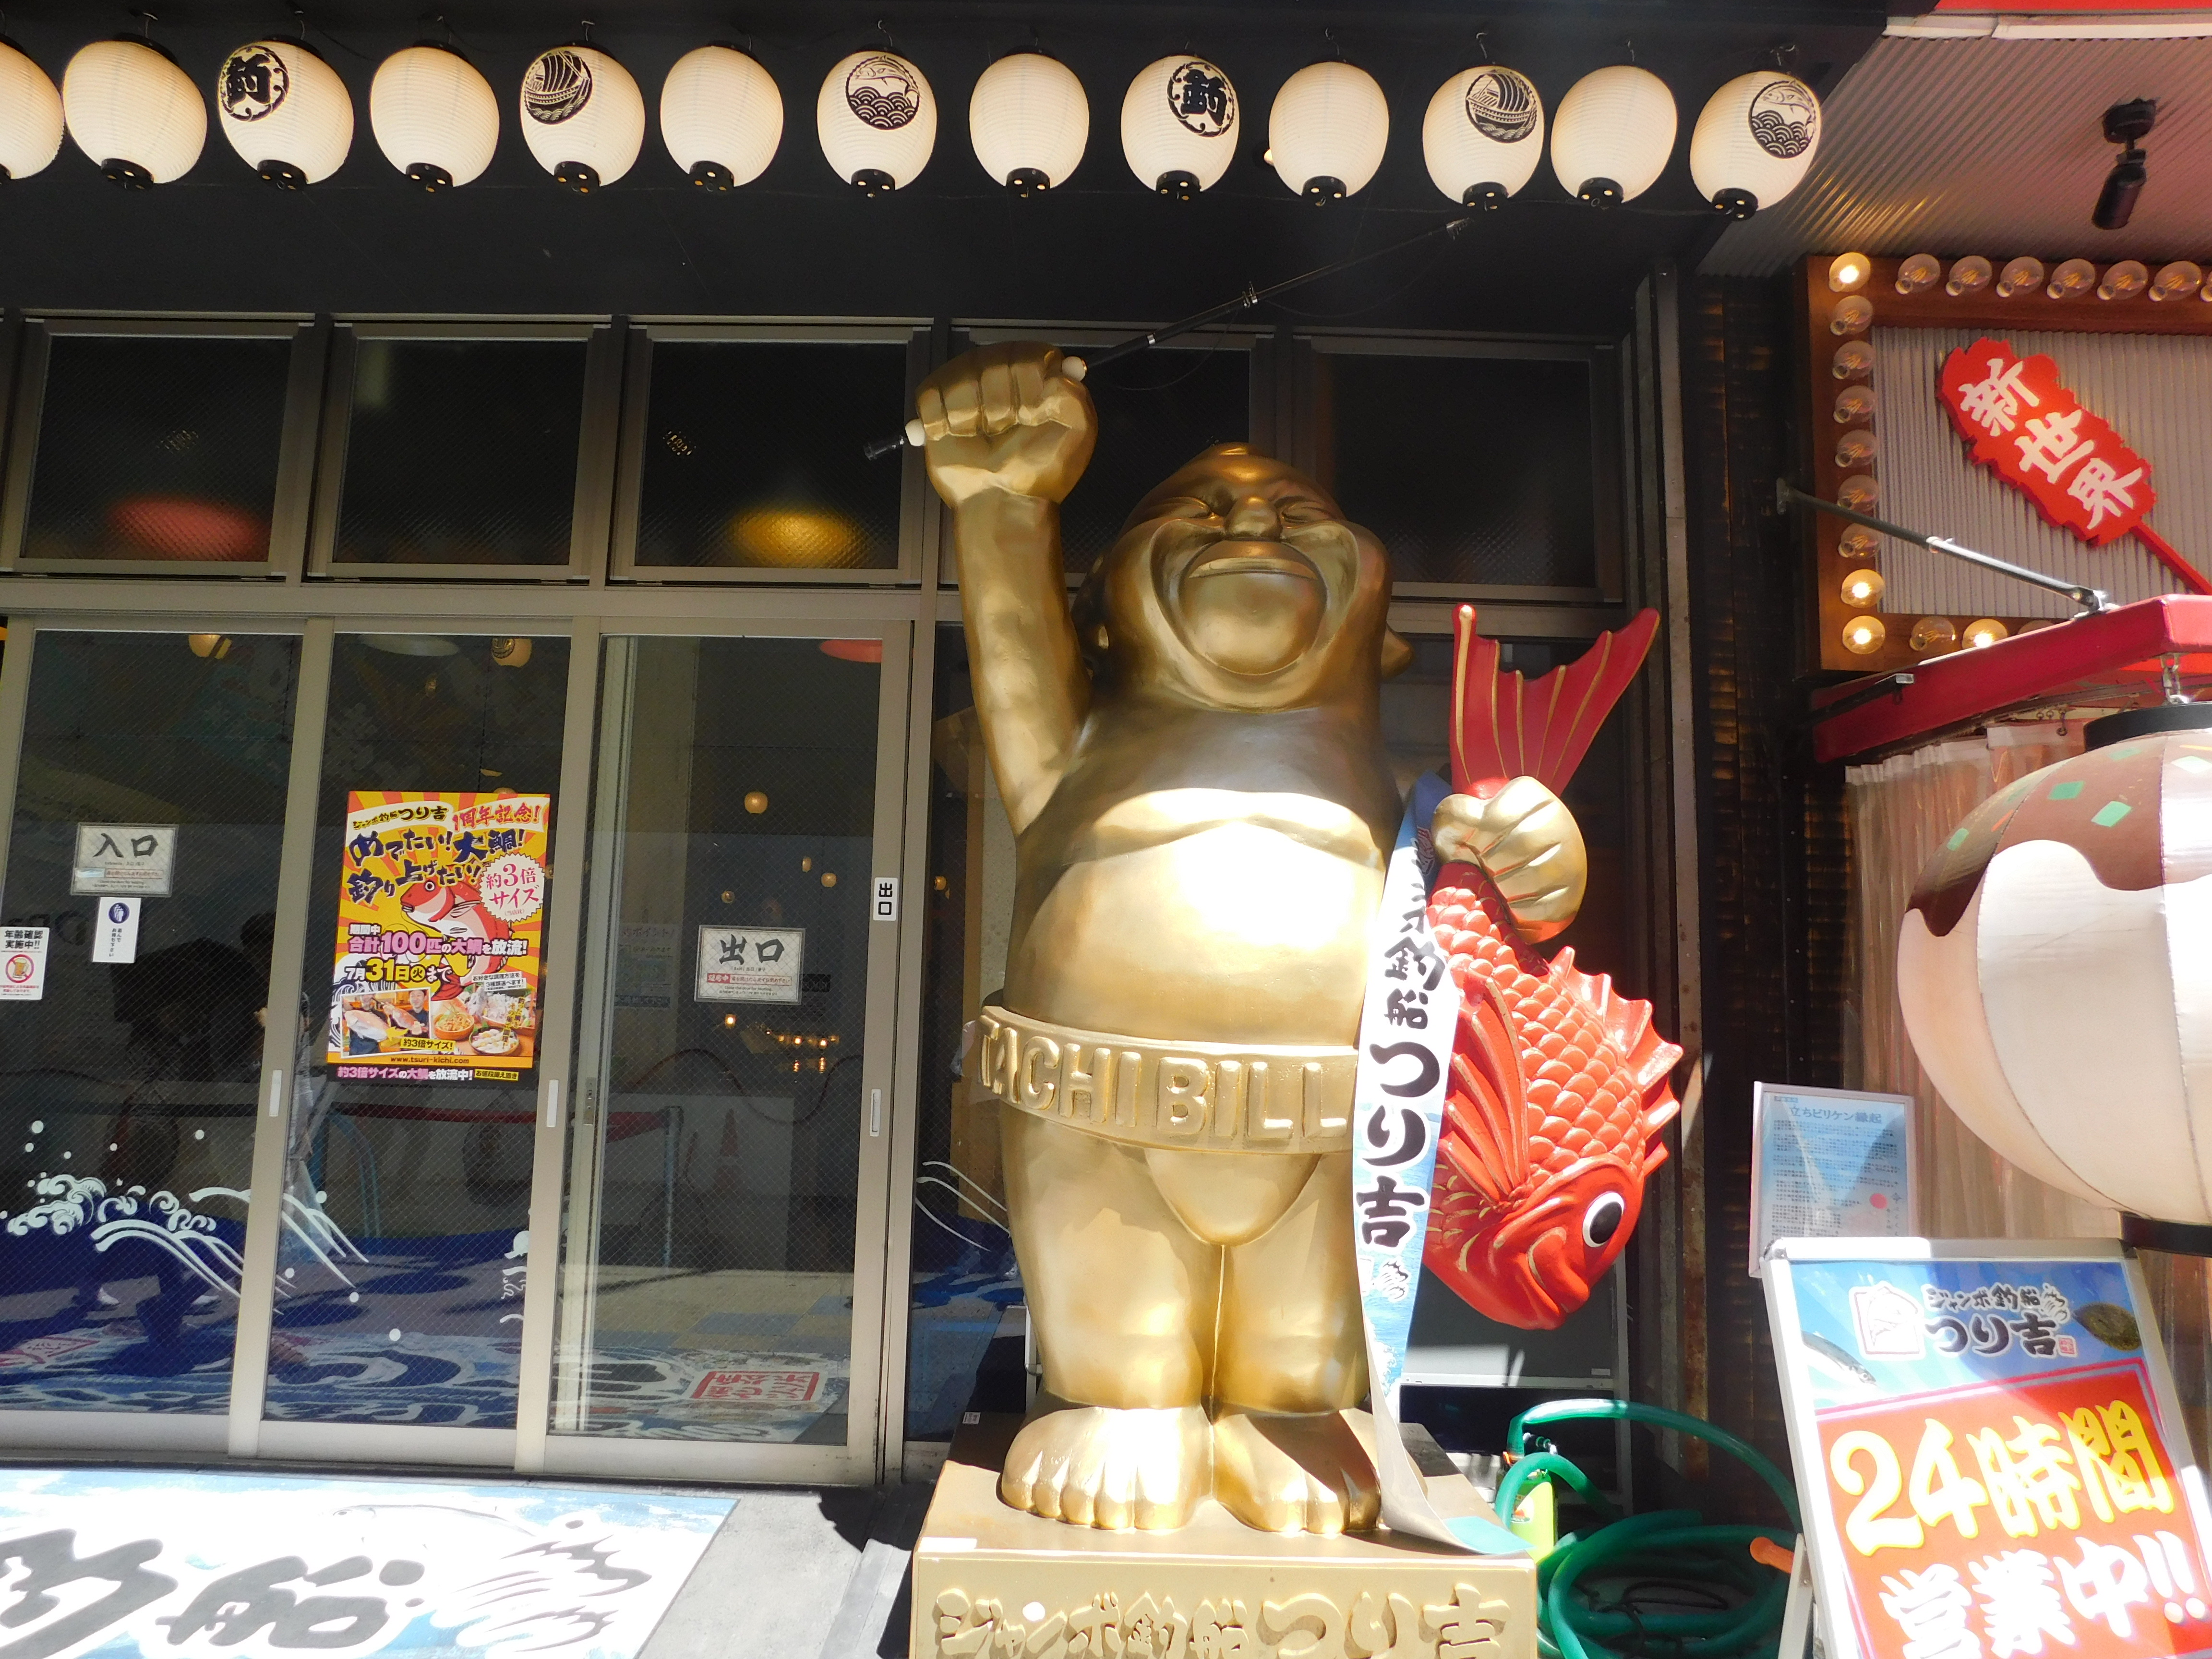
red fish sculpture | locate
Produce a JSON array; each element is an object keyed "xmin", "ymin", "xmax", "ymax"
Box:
[{"xmin": 1424, "ymin": 604, "xmax": 1682, "ymax": 1329}]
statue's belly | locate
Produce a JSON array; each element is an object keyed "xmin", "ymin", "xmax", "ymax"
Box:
[{"xmin": 1005, "ymin": 822, "xmax": 1382, "ymax": 1046}]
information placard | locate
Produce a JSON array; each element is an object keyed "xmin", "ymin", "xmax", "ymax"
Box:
[
  {"xmin": 694, "ymin": 926, "xmax": 805, "ymax": 1005},
  {"xmin": 1767, "ymin": 1239, "xmax": 2212, "ymax": 1659},
  {"xmin": 1751, "ymin": 1083, "xmax": 1916, "ymax": 1277}
]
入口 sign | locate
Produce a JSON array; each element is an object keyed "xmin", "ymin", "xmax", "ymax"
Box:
[
  {"xmin": 695, "ymin": 926, "xmax": 804, "ymax": 1005},
  {"xmin": 71, "ymin": 824, "xmax": 177, "ymax": 897}
]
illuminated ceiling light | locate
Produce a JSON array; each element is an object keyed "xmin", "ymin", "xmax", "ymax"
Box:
[
  {"xmin": 1946, "ymin": 255, "xmax": 1992, "ymax": 297},
  {"xmin": 1909, "ymin": 615, "xmax": 1958, "ymax": 653},
  {"xmin": 2150, "ymin": 260, "xmax": 2202, "ymax": 301},
  {"xmin": 1962, "ymin": 618, "xmax": 2009, "ymax": 649},
  {"xmin": 371, "ymin": 43, "xmax": 499, "ymax": 191},
  {"xmin": 817, "ymin": 48, "xmax": 936, "ymax": 194},
  {"xmin": 521, "ymin": 43, "xmax": 644, "ymax": 191},
  {"xmin": 660, "ymin": 45, "xmax": 781, "ymax": 190},
  {"xmin": 1894, "ymin": 253, "xmax": 1940, "ymax": 295},
  {"xmin": 1120, "ymin": 55, "xmax": 1238, "ymax": 199},
  {"xmin": 1840, "ymin": 568, "xmax": 1885, "ymax": 609},
  {"xmin": 2097, "ymin": 259, "xmax": 2148, "ymax": 301},
  {"xmin": 0, "ymin": 39, "xmax": 64, "ymax": 180},
  {"xmin": 1826, "ymin": 250, "xmax": 1871, "ymax": 292},
  {"xmin": 1829, "ymin": 294, "xmax": 1873, "ymax": 336},
  {"xmin": 1996, "ymin": 255, "xmax": 2044, "ymax": 297},
  {"xmin": 2092, "ymin": 97, "xmax": 2153, "ymax": 230},
  {"xmin": 1551, "ymin": 64, "xmax": 1676, "ymax": 207},
  {"xmin": 216, "ymin": 38, "xmax": 353, "ymax": 188},
  {"xmin": 969, "ymin": 51, "xmax": 1088, "ymax": 196},
  {"xmin": 1841, "ymin": 615, "xmax": 1886, "ymax": 655},
  {"xmin": 1688, "ymin": 69, "xmax": 1819, "ymax": 218},
  {"xmin": 1268, "ymin": 60, "xmax": 1389, "ymax": 204},
  {"xmin": 63, "ymin": 36, "xmax": 205, "ymax": 187},
  {"xmin": 1421, "ymin": 64, "xmax": 1544, "ymax": 209},
  {"xmin": 2046, "ymin": 257, "xmax": 2095, "ymax": 300}
]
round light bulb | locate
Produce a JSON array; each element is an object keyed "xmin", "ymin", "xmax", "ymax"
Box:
[
  {"xmin": 1832, "ymin": 339, "xmax": 1874, "ymax": 380},
  {"xmin": 1120, "ymin": 56, "xmax": 1238, "ymax": 198},
  {"xmin": 1946, "ymin": 256, "xmax": 1992, "ymax": 297},
  {"xmin": 0, "ymin": 38, "xmax": 65, "ymax": 180},
  {"xmin": 2151, "ymin": 261, "xmax": 2203, "ymax": 302},
  {"xmin": 370, "ymin": 43, "xmax": 499, "ymax": 190},
  {"xmin": 1962, "ymin": 618, "xmax": 2009, "ymax": 649},
  {"xmin": 1421, "ymin": 65, "xmax": 1544, "ymax": 208},
  {"xmin": 1997, "ymin": 256, "xmax": 2044, "ymax": 298},
  {"xmin": 1268, "ymin": 60, "xmax": 1389, "ymax": 203},
  {"xmin": 660, "ymin": 45, "xmax": 782, "ymax": 189},
  {"xmin": 817, "ymin": 49, "xmax": 936, "ymax": 193},
  {"xmin": 969, "ymin": 51, "xmax": 1088, "ymax": 195},
  {"xmin": 1838, "ymin": 475, "xmax": 1878, "ymax": 513},
  {"xmin": 1835, "ymin": 428, "xmax": 1878, "ymax": 468},
  {"xmin": 1830, "ymin": 295, "xmax": 1873, "ymax": 336},
  {"xmin": 1550, "ymin": 64, "xmax": 1675, "ymax": 206},
  {"xmin": 1840, "ymin": 569, "xmax": 1885, "ymax": 609},
  {"xmin": 2046, "ymin": 257, "xmax": 2095, "ymax": 300},
  {"xmin": 1895, "ymin": 253, "xmax": 1941, "ymax": 295},
  {"xmin": 216, "ymin": 38, "xmax": 353, "ymax": 187},
  {"xmin": 1841, "ymin": 615, "xmax": 1887, "ymax": 655},
  {"xmin": 1909, "ymin": 616, "xmax": 1958, "ymax": 653},
  {"xmin": 1834, "ymin": 385, "xmax": 1875, "ymax": 424},
  {"xmin": 63, "ymin": 36, "xmax": 206, "ymax": 187},
  {"xmin": 2097, "ymin": 260, "xmax": 2148, "ymax": 301},
  {"xmin": 1827, "ymin": 251, "xmax": 1871, "ymax": 292},
  {"xmin": 1689, "ymin": 71, "xmax": 1819, "ymax": 218},
  {"xmin": 1839, "ymin": 525, "xmax": 1879, "ymax": 559}
]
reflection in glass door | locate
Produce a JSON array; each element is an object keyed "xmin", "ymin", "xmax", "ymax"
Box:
[
  {"xmin": 267, "ymin": 633, "xmax": 568, "ymax": 1429},
  {"xmin": 0, "ymin": 629, "xmax": 300, "ymax": 1414},
  {"xmin": 555, "ymin": 635, "xmax": 891, "ymax": 1457}
]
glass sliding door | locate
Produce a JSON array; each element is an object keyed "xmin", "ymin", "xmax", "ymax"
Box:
[
  {"xmin": 550, "ymin": 630, "xmax": 903, "ymax": 1479},
  {"xmin": 264, "ymin": 632, "xmax": 569, "ymax": 1435},
  {"xmin": 0, "ymin": 627, "xmax": 300, "ymax": 1425}
]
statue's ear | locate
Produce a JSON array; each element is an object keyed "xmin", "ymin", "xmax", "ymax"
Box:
[{"xmin": 1381, "ymin": 629, "xmax": 1414, "ymax": 679}]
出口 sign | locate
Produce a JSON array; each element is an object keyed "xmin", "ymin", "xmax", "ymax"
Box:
[{"xmin": 1768, "ymin": 1239, "xmax": 2212, "ymax": 1659}]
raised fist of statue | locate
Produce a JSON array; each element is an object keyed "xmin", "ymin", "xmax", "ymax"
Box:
[
  {"xmin": 917, "ymin": 342, "xmax": 1098, "ymax": 508},
  {"xmin": 1432, "ymin": 776, "xmax": 1587, "ymax": 942}
]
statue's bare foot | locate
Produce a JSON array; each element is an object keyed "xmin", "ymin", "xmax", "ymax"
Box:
[
  {"xmin": 998, "ymin": 1403, "xmax": 1211, "ymax": 1530},
  {"xmin": 1212, "ymin": 1407, "xmax": 1380, "ymax": 1534}
]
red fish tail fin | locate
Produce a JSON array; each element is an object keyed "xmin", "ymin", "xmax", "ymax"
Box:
[
  {"xmin": 1551, "ymin": 947, "xmax": 1683, "ymax": 1175},
  {"xmin": 1450, "ymin": 604, "xmax": 1662, "ymax": 793}
]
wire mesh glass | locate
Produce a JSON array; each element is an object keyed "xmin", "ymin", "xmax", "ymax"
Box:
[
  {"xmin": 265, "ymin": 633, "xmax": 569, "ymax": 1428},
  {"xmin": 0, "ymin": 630, "xmax": 300, "ymax": 1411},
  {"xmin": 331, "ymin": 339, "xmax": 585, "ymax": 567},
  {"xmin": 1058, "ymin": 347, "xmax": 1250, "ymax": 575},
  {"xmin": 632, "ymin": 341, "xmax": 907, "ymax": 573},
  {"xmin": 20, "ymin": 335, "xmax": 292, "ymax": 565},
  {"xmin": 553, "ymin": 635, "xmax": 881, "ymax": 1444},
  {"xmin": 1317, "ymin": 352, "xmax": 1598, "ymax": 589}
]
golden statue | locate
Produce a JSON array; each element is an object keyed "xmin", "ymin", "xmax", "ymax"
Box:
[{"xmin": 919, "ymin": 343, "xmax": 1587, "ymax": 1536}]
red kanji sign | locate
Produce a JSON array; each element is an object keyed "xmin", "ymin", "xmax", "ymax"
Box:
[{"xmin": 1939, "ymin": 338, "xmax": 2157, "ymax": 547}]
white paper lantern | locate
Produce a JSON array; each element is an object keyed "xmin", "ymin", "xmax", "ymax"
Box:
[
  {"xmin": 1120, "ymin": 55, "xmax": 1238, "ymax": 199},
  {"xmin": 817, "ymin": 49, "xmax": 936, "ymax": 194},
  {"xmin": 520, "ymin": 44, "xmax": 643, "ymax": 191},
  {"xmin": 970, "ymin": 52, "xmax": 1087, "ymax": 195},
  {"xmin": 660, "ymin": 45, "xmax": 782, "ymax": 189},
  {"xmin": 1688, "ymin": 71, "xmax": 1819, "ymax": 218},
  {"xmin": 0, "ymin": 39, "xmax": 63, "ymax": 180},
  {"xmin": 1550, "ymin": 64, "xmax": 1676, "ymax": 206},
  {"xmin": 371, "ymin": 43, "xmax": 498, "ymax": 190},
  {"xmin": 63, "ymin": 37, "xmax": 205, "ymax": 187},
  {"xmin": 1421, "ymin": 65, "xmax": 1544, "ymax": 207},
  {"xmin": 1268, "ymin": 60, "xmax": 1388, "ymax": 203},
  {"xmin": 215, "ymin": 39, "xmax": 353, "ymax": 188}
]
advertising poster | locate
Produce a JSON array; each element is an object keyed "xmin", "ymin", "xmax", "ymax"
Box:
[
  {"xmin": 328, "ymin": 792, "xmax": 550, "ymax": 1082},
  {"xmin": 1750, "ymin": 1083, "xmax": 1917, "ymax": 1276},
  {"xmin": 1769, "ymin": 1242, "xmax": 2212, "ymax": 1659}
]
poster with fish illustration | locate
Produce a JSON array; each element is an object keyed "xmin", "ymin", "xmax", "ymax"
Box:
[
  {"xmin": 328, "ymin": 792, "xmax": 550, "ymax": 1082},
  {"xmin": 1768, "ymin": 1239, "xmax": 2212, "ymax": 1659}
]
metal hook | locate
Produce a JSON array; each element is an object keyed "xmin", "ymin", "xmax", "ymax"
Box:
[
  {"xmin": 1771, "ymin": 40, "xmax": 1798, "ymax": 70},
  {"xmin": 876, "ymin": 16, "xmax": 893, "ymax": 48},
  {"xmin": 579, "ymin": 15, "xmax": 594, "ymax": 41},
  {"xmin": 1475, "ymin": 30, "xmax": 1493, "ymax": 64},
  {"xmin": 1323, "ymin": 25, "xmax": 1344, "ymax": 60},
  {"xmin": 290, "ymin": 2, "xmax": 309, "ymax": 41},
  {"xmin": 132, "ymin": 8, "xmax": 156, "ymax": 37},
  {"xmin": 1624, "ymin": 37, "xmax": 1636, "ymax": 64}
]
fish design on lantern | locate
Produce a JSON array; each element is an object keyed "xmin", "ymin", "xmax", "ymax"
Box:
[{"xmin": 1423, "ymin": 604, "xmax": 1682, "ymax": 1329}]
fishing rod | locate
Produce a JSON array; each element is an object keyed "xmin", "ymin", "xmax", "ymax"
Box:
[{"xmin": 861, "ymin": 210, "xmax": 1479, "ymax": 460}]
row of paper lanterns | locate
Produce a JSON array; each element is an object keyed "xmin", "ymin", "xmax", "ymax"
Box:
[{"xmin": 0, "ymin": 32, "xmax": 1822, "ymax": 216}]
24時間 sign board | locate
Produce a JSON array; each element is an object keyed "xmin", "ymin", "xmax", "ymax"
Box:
[
  {"xmin": 328, "ymin": 792, "xmax": 549, "ymax": 1082},
  {"xmin": 1767, "ymin": 1239, "xmax": 2212, "ymax": 1659}
]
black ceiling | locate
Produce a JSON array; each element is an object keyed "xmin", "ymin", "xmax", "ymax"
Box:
[{"xmin": 0, "ymin": 1, "xmax": 1884, "ymax": 338}]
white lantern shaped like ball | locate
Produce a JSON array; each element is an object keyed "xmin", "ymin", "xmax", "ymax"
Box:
[
  {"xmin": 817, "ymin": 49, "xmax": 936, "ymax": 195},
  {"xmin": 1898, "ymin": 709, "xmax": 2212, "ymax": 1237},
  {"xmin": 1421, "ymin": 65, "xmax": 1544, "ymax": 208},
  {"xmin": 520, "ymin": 44, "xmax": 644, "ymax": 191},
  {"xmin": 1550, "ymin": 64, "xmax": 1676, "ymax": 206},
  {"xmin": 970, "ymin": 51, "xmax": 1087, "ymax": 196},
  {"xmin": 1120, "ymin": 55, "xmax": 1238, "ymax": 200},
  {"xmin": 660, "ymin": 45, "xmax": 782, "ymax": 190},
  {"xmin": 1268, "ymin": 60, "xmax": 1388, "ymax": 203},
  {"xmin": 63, "ymin": 37, "xmax": 206, "ymax": 187},
  {"xmin": 1688, "ymin": 71, "xmax": 1820, "ymax": 219},
  {"xmin": 370, "ymin": 43, "xmax": 499, "ymax": 190},
  {"xmin": 0, "ymin": 39, "xmax": 63, "ymax": 180},
  {"xmin": 215, "ymin": 39, "xmax": 354, "ymax": 188}
]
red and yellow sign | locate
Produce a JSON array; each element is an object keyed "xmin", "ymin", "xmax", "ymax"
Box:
[{"xmin": 326, "ymin": 791, "xmax": 549, "ymax": 1081}]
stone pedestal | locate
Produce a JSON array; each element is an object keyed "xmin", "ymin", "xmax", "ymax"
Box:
[{"xmin": 911, "ymin": 1416, "xmax": 1539, "ymax": 1658}]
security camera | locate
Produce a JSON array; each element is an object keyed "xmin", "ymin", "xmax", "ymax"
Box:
[{"xmin": 2094, "ymin": 98, "xmax": 2156, "ymax": 230}]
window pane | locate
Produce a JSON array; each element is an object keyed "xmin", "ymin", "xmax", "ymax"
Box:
[
  {"xmin": 1059, "ymin": 347, "xmax": 1249, "ymax": 574},
  {"xmin": 1319, "ymin": 352, "xmax": 1598, "ymax": 588},
  {"xmin": 333, "ymin": 339, "xmax": 584, "ymax": 567},
  {"xmin": 634, "ymin": 341, "xmax": 905, "ymax": 572},
  {"xmin": 555, "ymin": 636, "xmax": 881, "ymax": 1444},
  {"xmin": 0, "ymin": 630, "xmax": 300, "ymax": 1411},
  {"xmin": 22, "ymin": 335, "xmax": 291, "ymax": 565},
  {"xmin": 268, "ymin": 633, "xmax": 569, "ymax": 1428}
]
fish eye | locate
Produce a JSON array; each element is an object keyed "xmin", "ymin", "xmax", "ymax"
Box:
[{"xmin": 1582, "ymin": 1192, "xmax": 1626, "ymax": 1249}]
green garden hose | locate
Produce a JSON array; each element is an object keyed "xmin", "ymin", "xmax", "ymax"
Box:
[{"xmin": 1492, "ymin": 1400, "xmax": 1803, "ymax": 1659}]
